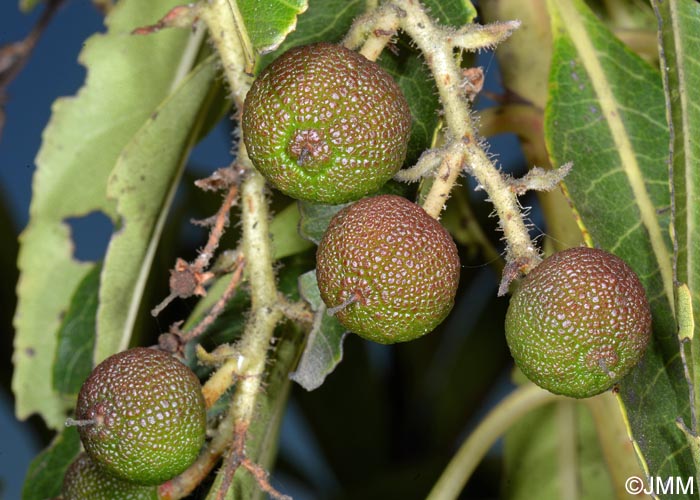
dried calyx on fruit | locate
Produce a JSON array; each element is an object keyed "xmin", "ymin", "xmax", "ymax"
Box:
[
  {"xmin": 61, "ymin": 453, "xmax": 158, "ymax": 500},
  {"xmin": 505, "ymin": 247, "xmax": 652, "ymax": 398},
  {"xmin": 316, "ymin": 194, "xmax": 460, "ymax": 343},
  {"xmin": 242, "ymin": 42, "xmax": 412, "ymax": 204},
  {"xmin": 69, "ymin": 347, "xmax": 207, "ymax": 485}
]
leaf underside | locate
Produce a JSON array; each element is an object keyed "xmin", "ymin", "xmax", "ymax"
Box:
[
  {"xmin": 545, "ymin": 0, "xmax": 693, "ymax": 490},
  {"xmin": 290, "ymin": 271, "xmax": 347, "ymax": 391},
  {"xmin": 12, "ymin": 0, "xmax": 193, "ymax": 429},
  {"xmin": 504, "ymin": 401, "xmax": 615, "ymax": 500},
  {"xmin": 653, "ymin": 0, "xmax": 700, "ymax": 431},
  {"xmin": 95, "ymin": 55, "xmax": 219, "ymax": 363}
]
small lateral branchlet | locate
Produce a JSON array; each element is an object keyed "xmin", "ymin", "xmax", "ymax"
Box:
[
  {"xmin": 507, "ymin": 163, "xmax": 574, "ymax": 196},
  {"xmin": 448, "ymin": 20, "xmax": 522, "ymax": 52},
  {"xmin": 394, "ymin": 146, "xmax": 447, "ymax": 183},
  {"xmin": 152, "ymin": 166, "xmax": 242, "ymax": 317}
]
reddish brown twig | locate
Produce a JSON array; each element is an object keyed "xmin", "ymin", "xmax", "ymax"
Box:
[
  {"xmin": 152, "ymin": 166, "xmax": 243, "ymax": 316},
  {"xmin": 178, "ymin": 253, "xmax": 246, "ymax": 343},
  {"xmin": 239, "ymin": 459, "xmax": 292, "ymax": 500},
  {"xmin": 216, "ymin": 421, "xmax": 291, "ymax": 500},
  {"xmin": 191, "ymin": 168, "xmax": 243, "ymax": 272}
]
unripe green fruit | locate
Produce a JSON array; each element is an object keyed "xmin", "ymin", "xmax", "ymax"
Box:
[
  {"xmin": 61, "ymin": 453, "xmax": 158, "ymax": 500},
  {"xmin": 505, "ymin": 247, "xmax": 652, "ymax": 398},
  {"xmin": 316, "ymin": 194, "xmax": 460, "ymax": 343},
  {"xmin": 242, "ymin": 42, "xmax": 412, "ymax": 204},
  {"xmin": 75, "ymin": 347, "xmax": 206, "ymax": 485}
]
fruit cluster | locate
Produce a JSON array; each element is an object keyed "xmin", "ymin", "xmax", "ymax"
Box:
[
  {"xmin": 61, "ymin": 42, "xmax": 656, "ymax": 500},
  {"xmin": 61, "ymin": 42, "xmax": 454, "ymax": 497},
  {"xmin": 243, "ymin": 42, "xmax": 460, "ymax": 343},
  {"xmin": 62, "ymin": 348, "xmax": 206, "ymax": 499},
  {"xmin": 242, "ymin": 42, "xmax": 654, "ymax": 394}
]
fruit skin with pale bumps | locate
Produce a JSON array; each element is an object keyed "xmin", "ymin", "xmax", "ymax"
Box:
[
  {"xmin": 242, "ymin": 42, "xmax": 412, "ymax": 204},
  {"xmin": 316, "ymin": 194, "xmax": 460, "ymax": 343},
  {"xmin": 61, "ymin": 453, "xmax": 158, "ymax": 500},
  {"xmin": 74, "ymin": 347, "xmax": 207, "ymax": 485},
  {"xmin": 505, "ymin": 247, "xmax": 652, "ymax": 398}
]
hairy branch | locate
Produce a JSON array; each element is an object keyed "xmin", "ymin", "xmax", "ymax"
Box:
[{"xmin": 345, "ymin": 0, "xmax": 542, "ymax": 292}]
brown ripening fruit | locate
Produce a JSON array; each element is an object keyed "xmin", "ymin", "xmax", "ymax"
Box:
[
  {"xmin": 505, "ymin": 247, "xmax": 652, "ymax": 398},
  {"xmin": 316, "ymin": 194, "xmax": 460, "ymax": 343},
  {"xmin": 74, "ymin": 348, "xmax": 206, "ymax": 485},
  {"xmin": 242, "ymin": 42, "xmax": 412, "ymax": 204}
]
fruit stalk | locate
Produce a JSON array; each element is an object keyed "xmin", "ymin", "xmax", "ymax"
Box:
[
  {"xmin": 343, "ymin": 7, "xmax": 400, "ymax": 61},
  {"xmin": 159, "ymin": 403, "xmax": 238, "ymax": 499}
]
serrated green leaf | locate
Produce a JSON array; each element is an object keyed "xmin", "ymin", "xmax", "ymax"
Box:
[
  {"xmin": 238, "ymin": 0, "xmax": 308, "ymax": 54},
  {"xmin": 53, "ymin": 263, "xmax": 100, "ymax": 398},
  {"xmin": 504, "ymin": 401, "xmax": 616, "ymax": 500},
  {"xmin": 298, "ymin": 201, "xmax": 348, "ymax": 245},
  {"xmin": 95, "ymin": 56, "xmax": 219, "ymax": 363},
  {"xmin": 544, "ymin": 0, "xmax": 692, "ymax": 490},
  {"xmin": 22, "ymin": 426, "xmax": 80, "ymax": 500},
  {"xmin": 653, "ymin": 0, "xmax": 700, "ymax": 426},
  {"xmin": 13, "ymin": 0, "xmax": 193, "ymax": 429},
  {"xmin": 289, "ymin": 270, "xmax": 347, "ymax": 391}
]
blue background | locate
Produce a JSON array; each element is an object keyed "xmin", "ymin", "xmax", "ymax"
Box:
[{"xmin": 2, "ymin": 2, "xmax": 106, "ymax": 498}]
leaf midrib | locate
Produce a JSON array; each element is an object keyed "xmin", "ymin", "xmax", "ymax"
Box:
[{"xmin": 554, "ymin": 0, "xmax": 674, "ymax": 314}]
